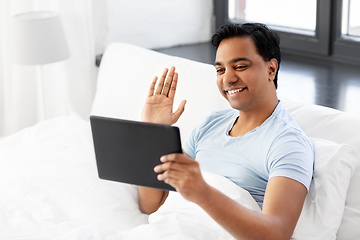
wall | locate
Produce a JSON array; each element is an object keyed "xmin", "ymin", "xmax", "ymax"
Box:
[{"xmin": 105, "ymin": 0, "xmax": 214, "ymax": 49}]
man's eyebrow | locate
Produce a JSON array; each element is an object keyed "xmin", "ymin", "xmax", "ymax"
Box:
[
  {"xmin": 231, "ymin": 57, "xmax": 251, "ymax": 63},
  {"xmin": 214, "ymin": 57, "xmax": 252, "ymax": 66}
]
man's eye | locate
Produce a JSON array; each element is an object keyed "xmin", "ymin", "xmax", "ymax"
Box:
[
  {"xmin": 235, "ymin": 65, "xmax": 247, "ymax": 70},
  {"xmin": 216, "ymin": 69, "xmax": 224, "ymax": 74}
]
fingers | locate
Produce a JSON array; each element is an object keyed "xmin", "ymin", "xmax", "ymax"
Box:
[
  {"xmin": 171, "ymin": 100, "xmax": 186, "ymax": 124},
  {"xmin": 160, "ymin": 153, "xmax": 192, "ymax": 164},
  {"xmin": 167, "ymin": 72, "xmax": 178, "ymax": 99},
  {"xmin": 152, "ymin": 67, "xmax": 176, "ymax": 97},
  {"xmin": 154, "ymin": 157, "xmax": 182, "ymax": 183},
  {"xmin": 154, "ymin": 156, "xmax": 180, "ymax": 173},
  {"xmin": 154, "ymin": 68, "xmax": 169, "ymax": 95},
  {"xmin": 155, "ymin": 154, "xmax": 202, "ymax": 195},
  {"xmin": 154, "ymin": 154, "xmax": 209, "ymax": 204},
  {"xmin": 154, "ymin": 153, "xmax": 195, "ymax": 173},
  {"xmin": 147, "ymin": 76, "xmax": 158, "ymax": 97},
  {"xmin": 162, "ymin": 66, "xmax": 175, "ymax": 96},
  {"xmin": 158, "ymin": 170, "xmax": 183, "ymax": 183}
]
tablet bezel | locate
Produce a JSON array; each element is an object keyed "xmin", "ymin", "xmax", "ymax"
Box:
[{"xmin": 90, "ymin": 115, "xmax": 181, "ymax": 191}]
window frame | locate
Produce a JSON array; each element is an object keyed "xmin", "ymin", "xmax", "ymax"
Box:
[
  {"xmin": 214, "ymin": 0, "xmax": 360, "ymax": 65},
  {"xmin": 332, "ymin": 0, "xmax": 360, "ymax": 63}
]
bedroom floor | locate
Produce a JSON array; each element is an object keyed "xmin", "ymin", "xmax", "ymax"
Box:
[{"xmin": 154, "ymin": 42, "xmax": 360, "ymax": 115}]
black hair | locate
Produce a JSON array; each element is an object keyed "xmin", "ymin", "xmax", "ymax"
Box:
[{"xmin": 212, "ymin": 23, "xmax": 281, "ymax": 89}]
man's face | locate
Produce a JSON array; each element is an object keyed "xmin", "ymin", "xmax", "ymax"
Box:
[{"xmin": 214, "ymin": 36, "xmax": 277, "ymax": 111}]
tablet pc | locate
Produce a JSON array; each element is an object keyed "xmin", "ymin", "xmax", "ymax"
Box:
[{"xmin": 90, "ymin": 116, "xmax": 181, "ymax": 191}]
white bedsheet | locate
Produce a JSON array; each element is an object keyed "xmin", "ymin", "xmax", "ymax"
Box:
[
  {"xmin": 1, "ymin": 113, "xmax": 357, "ymax": 240},
  {"xmin": 0, "ymin": 115, "xmax": 148, "ymax": 240},
  {"xmin": 0, "ymin": 114, "xmax": 260, "ymax": 240},
  {"xmin": 114, "ymin": 172, "xmax": 261, "ymax": 240}
]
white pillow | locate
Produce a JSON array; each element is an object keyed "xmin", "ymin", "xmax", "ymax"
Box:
[
  {"xmin": 282, "ymin": 99, "xmax": 360, "ymax": 239},
  {"xmin": 292, "ymin": 137, "xmax": 359, "ymax": 240},
  {"xmin": 92, "ymin": 42, "xmax": 229, "ymax": 143}
]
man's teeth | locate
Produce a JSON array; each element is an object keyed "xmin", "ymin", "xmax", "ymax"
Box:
[{"xmin": 228, "ymin": 88, "xmax": 244, "ymax": 94}]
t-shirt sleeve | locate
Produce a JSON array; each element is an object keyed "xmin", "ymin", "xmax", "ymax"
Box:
[
  {"xmin": 183, "ymin": 111, "xmax": 219, "ymax": 159},
  {"xmin": 267, "ymin": 129, "xmax": 315, "ymax": 191},
  {"xmin": 183, "ymin": 127, "xmax": 197, "ymax": 159}
]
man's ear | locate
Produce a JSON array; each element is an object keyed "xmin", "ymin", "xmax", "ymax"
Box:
[{"xmin": 268, "ymin": 58, "xmax": 278, "ymax": 81}]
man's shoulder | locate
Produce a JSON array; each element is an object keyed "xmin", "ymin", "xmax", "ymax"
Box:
[
  {"xmin": 193, "ymin": 108, "xmax": 237, "ymax": 133},
  {"xmin": 210, "ymin": 108, "xmax": 238, "ymax": 118},
  {"xmin": 270, "ymin": 103, "xmax": 313, "ymax": 149},
  {"xmin": 204, "ymin": 108, "xmax": 238, "ymax": 124},
  {"xmin": 273, "ymin": 102, "xmax": 303, "ymax": 131}
]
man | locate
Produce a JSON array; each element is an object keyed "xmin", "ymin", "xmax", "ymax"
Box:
[{"xmin": 139, "ymin": 23, "xmax": 314, "ymax": 240}]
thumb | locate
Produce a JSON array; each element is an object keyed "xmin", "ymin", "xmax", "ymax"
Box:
[{"xmin": 171, "ymin": 100, "xmax": 187, "ymax": 124}]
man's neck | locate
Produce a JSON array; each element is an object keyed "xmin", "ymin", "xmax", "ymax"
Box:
[{"xmin": 229, "ymin": 98, "xmax": 279, "ymax": 137}]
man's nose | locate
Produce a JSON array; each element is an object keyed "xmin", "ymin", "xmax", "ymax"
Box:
[{"xmin": 223, "ymin": 69, "xmax": 238, "ymax": 85}]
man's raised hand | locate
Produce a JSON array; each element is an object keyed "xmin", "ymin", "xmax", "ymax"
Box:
[{"xmin": 141, "ymin": 66, "xmax": 186, "ymax": 125}]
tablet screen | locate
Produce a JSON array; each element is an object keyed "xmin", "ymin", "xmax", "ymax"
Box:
[{"xmin": 90, "ymin": 116, "xmax": 181, "ymax": 191}]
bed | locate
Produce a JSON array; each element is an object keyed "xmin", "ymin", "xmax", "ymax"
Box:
[{"xmin": 1, "ymin": 42, "xmax": 359, "ymax": 240}]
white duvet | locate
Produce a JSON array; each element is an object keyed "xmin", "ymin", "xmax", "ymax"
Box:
[
  {"xmin": 114, "ymin": 172, "xmax": 261, "ymax": 240},
  {"xmin": 0, "ymin": 115, "xmax": 146, "ymax": 239},
  {"xmin": 0, "ymin": 114, "xmax": 261, "ymax": 240},
  {"xmin": 3, "ymin": 114, "xmax": 356, "ymax": 239}
]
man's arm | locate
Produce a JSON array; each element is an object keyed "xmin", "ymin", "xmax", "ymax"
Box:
[
  {"xmin": 138, "ymin": 187, "xmax": 169, "ymax": 214},
  {"xmin": 138, "ymin": 66, "xmax": 186, "ymax": 214},
  {"xmin": 156, "ymin": 153, "xmax": 307, "ymax": 240},
  {"xmin": 138, "ymin": 151, "xmax": 192, "ymax": 214},
  {"xmin": 197, "ymin": 176, "xmax": 306, "ymax": 240}
]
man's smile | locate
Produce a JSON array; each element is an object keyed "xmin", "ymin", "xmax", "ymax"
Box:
[{"xmin": 226, "ymin": 87, "xmax": 247, "ymax": 96}]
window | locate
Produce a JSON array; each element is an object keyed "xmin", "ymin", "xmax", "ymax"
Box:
[
  {"xmin": 333, "ymin": 0, "xmax": 360, "ymax": 63},
  {"xmin": 214, "ymin": 0, "xmax": 360, "ymax": 65},
  {"xmin": 228, "ymin": 0, "xmax": 317, "ymax": 34},
  {"xmin": 342, "ymin": 0, "xmax": 360, "ymax": 37}
]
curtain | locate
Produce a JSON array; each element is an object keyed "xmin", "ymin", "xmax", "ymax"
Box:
[{"xmin": 0, "ymin": 0, "xmax": 104, "ymax": 137}]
